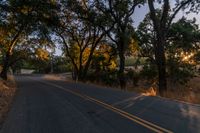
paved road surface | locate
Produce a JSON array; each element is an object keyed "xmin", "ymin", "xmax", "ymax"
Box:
[{"xmin": 1, "ymin": 75, "xmax": 200, "ymax": 133}]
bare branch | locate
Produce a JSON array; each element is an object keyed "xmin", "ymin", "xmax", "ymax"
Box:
[{"xmin": 167, "ymin": 0, "xmax": 192, "ymax": 30}]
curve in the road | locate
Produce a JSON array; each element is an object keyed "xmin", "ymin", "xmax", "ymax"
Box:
[{"xmin": 38, "ymin": 80, "xmax": 173, "ymax": 133}]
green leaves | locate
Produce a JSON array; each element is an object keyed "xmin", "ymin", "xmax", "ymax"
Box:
[{"xmin": 168, "ymin": 17, "xmax": 200, "ymax": 51}]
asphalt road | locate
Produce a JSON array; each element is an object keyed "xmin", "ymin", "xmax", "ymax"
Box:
[{"xmin": 1, "ymin": 75, "xmax": 200, "ymax": 133}]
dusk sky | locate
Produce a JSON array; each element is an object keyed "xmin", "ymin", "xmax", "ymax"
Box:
[{"xmin": 133, "ymin": 4, "xmax": 200, "ymax": 27}]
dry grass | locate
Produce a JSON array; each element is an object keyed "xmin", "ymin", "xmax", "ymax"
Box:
[
  {"xmin": 127, "ymin": 80, "xmax": 157, "ymax": 95},
  {"xmin": 43, "ymin": 74, "xmax": 72, "ymax": 81},
  {"xmin": 163, "ymin": 77, "xmax": 200, "ymax": 104},
  {"xmin": 127, "ymin": 77, "xmax": 200, "ymax": 104},
  {"xmin": 43, "ymin": 74, "xmax": 64, "ymax": 81},
  {"xmin": 0, "ymin": 75, "xmax": 16, "ymax": 126},
  {"xmin": 43, "ymin": 73, "xmax": 200, "ymax": 104}
]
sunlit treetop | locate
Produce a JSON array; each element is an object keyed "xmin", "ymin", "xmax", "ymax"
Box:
[{"xmin": 35, "ymin": 48, "xmax": 49, "ymax": 61}]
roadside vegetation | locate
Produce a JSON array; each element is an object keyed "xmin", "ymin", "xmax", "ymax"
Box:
[
  {"xmin": 0, "ymin": 0, "xmax": 200, "ymax": 104},
  {"xmin": 0, "ymin": 76, "xmax": 16, "ymax": 126}
]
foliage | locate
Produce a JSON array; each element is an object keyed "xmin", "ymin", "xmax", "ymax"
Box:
[
  {"xmin": 140, "ymin": 64, "xmax": 157, "ymax": 83},
  {"xmin": 168, "ymin": 18, "xmax": 200, "ymax": 51},
  {"xmin": 146, "ymin": 0, "xmax": 200, "ymax": 93},
  {"xmin": 86, "ymin": 70, "xmax": 118, "ymax": 86},
  {"xmin": 91, "ymin": 44, "xmax": 117, "ymax": 71},
  {"xmin": 94, "ymin": 0, "xmax": 145, "ymax": 89},
  {"xmin": 35, "ymin": 48, "xmax": 49, "ymax": 61},
  {"xmin": 51, "ymin": 56, "xmax": 71, "ymax": 73},
  {"xmin": 126, "ymin": 70, "xmax": 140, "ymax": 86},
  {"xmin": 166, "ymin": 17, "xmax": 200, "ymax": 84},
  {"xmin": 0, "ymin": 0, "xmax": 200, "ymax": 96},
  {"xmin": 137, "ymin": 8, "xmax": 200, "ymax": 89},
  {"xmin": 0, "ymin": 0, "xmax": 59, "ymax": 79},
  {"xmin": 167, "ymin": 57, "xmax": 195, "ymax": 84},
  {"xmin": 54, "ymin": 0, "xmax": 112, "ymax": 80},
  {"xmin": 136, "ymin": 13, "xmax": 155, "ymax": 62}
]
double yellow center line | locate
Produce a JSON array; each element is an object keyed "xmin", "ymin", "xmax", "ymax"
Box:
[{"xmin": 40, "ymin": 80, "xmax": 173, "ymax": 133}]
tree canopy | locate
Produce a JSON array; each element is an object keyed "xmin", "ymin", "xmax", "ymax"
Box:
[{"xmin": 0, "ymin": 0, "xmax": 200, "ymax": 96}]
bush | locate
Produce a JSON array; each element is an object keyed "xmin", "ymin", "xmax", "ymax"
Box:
[
  {"xmin": 126, "ymin": 70, "xmax": 140, "ymax": 86},
  {"xmin": 85, "ymin": 70, "xmax": 118, "ymax": 86},
  {"xmin": 168, "ymin": 61, "xmax": 195, "ymax": 84},
  {"xmin": 140, "ymin": 64, "xmax": 157, "ymax": 82},
  {"xmin": 99, "ymin": 70, "xmax": 118, "ymax": 86},
  {"xmin": 85, "ymin": 71, "xmax": 97, "ymax": 82}
]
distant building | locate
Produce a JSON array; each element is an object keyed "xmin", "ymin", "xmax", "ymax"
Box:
[{"xmin": 20, "ymin": 69, "xmax": 35, "ymax": 74}]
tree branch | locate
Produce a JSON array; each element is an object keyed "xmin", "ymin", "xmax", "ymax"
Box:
[
  {"xmin": 148, "ymin": 0, "xmax": 160, "ymax": 33},
  {"xmin": 167, "ymin": 0, "xmax": 192, "ymax": 30}
]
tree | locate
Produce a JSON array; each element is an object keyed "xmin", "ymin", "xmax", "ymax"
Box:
[
  {"xmin": 91, "ymin": 44, "xmax": 117, "ymax": 72},
  {"xmin": 0, "ymin": 0, "xmax": 59, "ymax": 80},
  {"xmin": 95, "ymin": 0, "xmax": 144, "ymax": 89},
  {"xmin": 50, "ymin": 56, "xmax": 71, "ymax": 73},
  {"xmin": 167, "ymin": 17, "xmax": 200, "ymax": 84},
  {"xmin": 5, "ymin": 34, "xmax": 53, "ymax": 74},
  {"xmin": 136, "ymin": 13, "xmax": 155, "ymax": 63},
  {"xmin": 55, "ymin": 0, "xmax": 113, "ymax": 81},
  {"xmin": 147, "ymin": 0, "xmax": 200, "ymax": 95}
]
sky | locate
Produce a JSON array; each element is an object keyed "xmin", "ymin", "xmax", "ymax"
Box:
[{"xmin": 133, "ymin": 4, "xmax": 200, "ymax": 27}]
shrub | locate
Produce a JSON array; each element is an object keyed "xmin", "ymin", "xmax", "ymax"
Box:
[
  {"xmin": 140, "ymin": 64, "xmax": 158, "ymax": 82},
  {"xmin": 126, "ymin": 70, "xmax": 140, "ymax": 86},
  {"xmin": 168, "ymin": 61, "xmax": 195, "ymax": 85},
  {"xmin": 99, "ymin": 70, "xmax": 118, "ymax": 86},
  {"xmin": 85, "ymin": 70, "xmax": 118, "ymax": 86},
  {"xmin": 85, "ymin": 71, "xmax": 97, "ymax": 82}
]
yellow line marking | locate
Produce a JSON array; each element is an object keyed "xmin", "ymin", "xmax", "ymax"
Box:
[{"xmin": 34, "ymin": 79, "xmax": 173, "ymax": 133}]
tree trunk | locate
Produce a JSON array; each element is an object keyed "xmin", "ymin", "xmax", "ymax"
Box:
[
  {"xmin": 155, "ymin": 39, "xmax": 167, "ymax": 96},
  {"xmin": 72, "ymin": 66, "xmax": 78, "ymax": 82},
  {"xmin": 81, "ymin": 45, "xmax": 96, "ymax": 80},
  {"xmin": 0, "ymin": 53, "xmax": 10, "ymax": 80},
  {"xmin": 78, "ymin": 69, "xmax": 83, "ymax": 81},
  {"xmin": 118, "ymin": 51, "xmax": 126, "ymax": 90},
  {"xmin": 78, "ymin": 50, "xmax": 84, "ymax": 81}
]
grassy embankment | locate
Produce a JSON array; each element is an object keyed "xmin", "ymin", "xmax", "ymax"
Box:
[
  {"xmin": 127, "ymin": 77, "xmax": 200, "ymax": 104},
  {"xmin": 125, "ymin": 57, "xmax": 200, "ymax": 104},
  {"xmin": 43, "ymin": 56, "xmax": 200, "ymax": 104},
  {"xmin": 0, "ymin": 76, "xmax": 16, "ymax": 127},
  {"xmin": 43, "ymin": 72, "xmax": 200, "ymax": 104}
]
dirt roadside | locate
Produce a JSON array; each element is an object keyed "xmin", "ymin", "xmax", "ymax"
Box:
[{"xmin": 0, "ymin": 75, "xmax": 16, "ymax": 129}]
